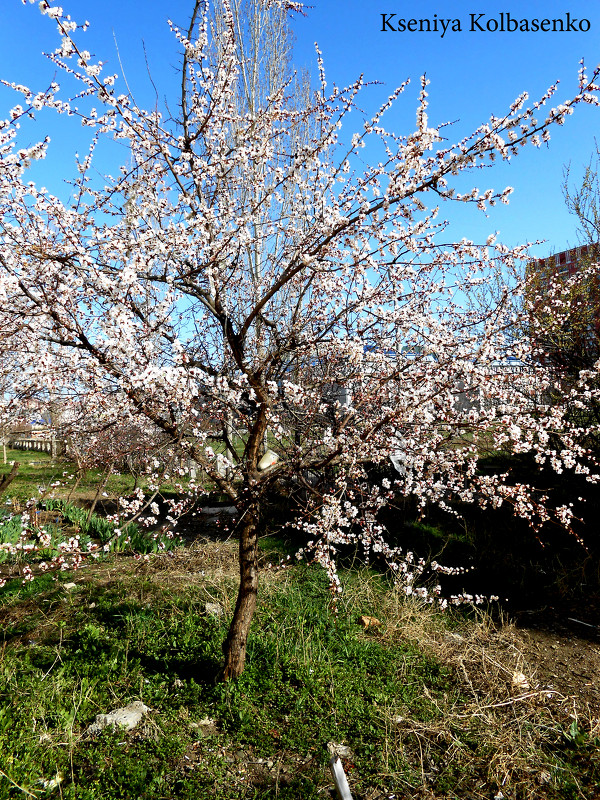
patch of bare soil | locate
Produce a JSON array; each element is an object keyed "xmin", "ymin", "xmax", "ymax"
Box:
[
  {"xmin": 523, "ymin": 626, "xmax": 600, "ymax": 707},
  {"xmin": 514, "ymin": 607, "xmax": 600, "ymax": 717},
  {"xmin": 427, "ymin": 609, "xmax": 600, "ymax": 717}
]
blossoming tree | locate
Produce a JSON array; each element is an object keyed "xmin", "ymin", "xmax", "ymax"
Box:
[{"xmin": 1, "ymin": 0, "xmax": 599, "ymax": 678}]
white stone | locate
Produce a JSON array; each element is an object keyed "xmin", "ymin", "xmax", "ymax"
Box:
[
  {"xmin": 205, "ymin": 602, "xmax": 224, "ymax": 618},
  {"xmin": 390, "ymin": 434, "xmax": 407, "ymax": 476},
  {"xmin": 511, "ymin": 671, "xmax": 530, "ymax": 690},
  {"xmin": 216, "ymin": 453, "xmax": 229, "ymax": 476},
  {"xmin": 86, "ymin": 701, "xmax": 150, "ymax": 736}
]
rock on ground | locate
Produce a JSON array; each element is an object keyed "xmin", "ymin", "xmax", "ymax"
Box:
[{"xmin": 86, "ymin": 701, "xmax": 150, "ymax": 736}]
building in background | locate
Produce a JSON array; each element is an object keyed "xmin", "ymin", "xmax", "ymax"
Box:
[{"xmin": 526, "ymin": 244, "xmax": 600, "ymax": 375}]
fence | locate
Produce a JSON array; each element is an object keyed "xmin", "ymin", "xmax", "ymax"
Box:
[{"xmin": 8, "ymin": 438, "xmax": 66, "ymax": 458}]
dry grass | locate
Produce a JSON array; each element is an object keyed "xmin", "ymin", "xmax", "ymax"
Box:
[
  {"xmin": 321, "ymin": 571, "xmax": 600, "ymax": 799},
  {"xmin": 2, "ymin": 545, "xmax": 598, "ymax": 798}
]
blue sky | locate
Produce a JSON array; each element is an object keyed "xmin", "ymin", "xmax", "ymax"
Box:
[{"xmin": 1, "ymin": 0, "xmax": 599, "ymax": 256}]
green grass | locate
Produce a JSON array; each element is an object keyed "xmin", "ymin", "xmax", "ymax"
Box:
[
  {"xmin": 0, "ymin": 500, "xmax": 182, "ymax": 590},
  {"xmin": 0, "ymin": 554, "xmax": 598, "ymax": 800},
  {"xmin": 0, "ymin": 449, "xmax": 138, "ymax": 503},
  {"xmin": 0, "ymin": 566, "xmax": 446, "ymax": 799},
  {"xmin": 1, "ymin": 447, "xmax": 598, "ymax": 798},
  {"xmin": 1, "ymin": 449, "xmax": 64, "ymax": 503},
  {"xmin": 0, "ymin": 449, "xmax": 207, "ymax": 504}
]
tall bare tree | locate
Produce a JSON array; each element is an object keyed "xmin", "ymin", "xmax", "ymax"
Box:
[{"xmin": 563, "ymin": 139, "xmax": 600, "ymax": 244}]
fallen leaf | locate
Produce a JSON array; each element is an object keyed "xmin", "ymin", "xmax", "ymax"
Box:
[{"xmin": 358, "ymin": 615, "xmax": 381, "ymax": 630}]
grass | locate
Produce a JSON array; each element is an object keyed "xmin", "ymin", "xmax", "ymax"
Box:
[
  {"xmin": 0, "ymin": 449, "xmax": 211, "ymax": 521},
  {"xmin": 1, "ymin": 450, "xmax": 140, "ymax": 504},
  {"xmin": 0, "ymin": 545, "xmax": 598, "ymax": 800},
  {"xmin": 2, "ymin": 449, "xmax": 599, "ymax": 798},
  {"xmin": 0, "ymin": 500, "xmax": 182, "ymax": 588},
  {"xmin": 1, "ymin": 448, "xmax": 211, "ymax": 504}
]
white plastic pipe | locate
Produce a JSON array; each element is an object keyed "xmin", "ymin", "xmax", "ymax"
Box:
[{"xmin": 329, "ymin": 756, "xmax": 354, "ymax": 800}]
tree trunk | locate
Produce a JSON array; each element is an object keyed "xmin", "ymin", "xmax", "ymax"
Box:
[
  {"xmin": 86, "ymin": 464, "xmax": 113, "ymax": 522},
  {"xmin": 0, "ymin": 461, "xmax": 19, "ymax": 498},
  {"xmin": 66, "ymin": 467, "xmax": 86, "ymax": 503},
  {"xmin": 220, "ymin": 503, "xmax": 259, "ymax": 680}
]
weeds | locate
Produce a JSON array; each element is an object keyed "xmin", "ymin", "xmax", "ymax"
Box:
[{"xmin": 0, "ymin": 546, "xmax": 598, "ymax": 799}]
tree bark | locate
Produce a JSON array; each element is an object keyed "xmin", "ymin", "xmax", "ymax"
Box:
[
  {"xmin": 220, "ymin": 502, "xmax": 259, "ymax": 680},
  {"xmin": 0, "ymin": 461, "xmax": 20, "ymax": 498}
]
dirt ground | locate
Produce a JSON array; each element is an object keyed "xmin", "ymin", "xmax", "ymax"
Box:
[{"xmin": 513, "ymin": 606, "xmax": 600, "ymax": 717}]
